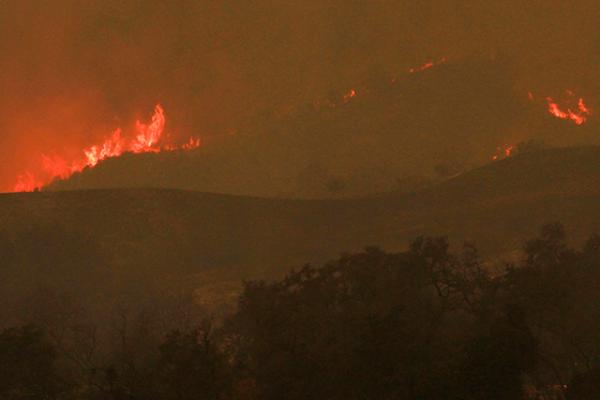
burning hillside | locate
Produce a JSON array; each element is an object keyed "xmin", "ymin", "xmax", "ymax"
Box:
[
  {"xmin": 10, "ymin": 56, "xmax": 456, "ymax": 194},
  {"xmin": 38, "ymin": 58, "xmax": 598, "ymax": 198},
  {"xmin": 13, "ymin": 105, "xmax": 200, "ymax": 192},
  {"xmin": 546, "ymin": 93, "xmax": 591, "ymax": 125},
  {"xmin": 10, "ymin": 57, "xmax": 597, "ymax": 197},
  {"xmin": 489, "ymin": 90, "xmax": 593, "ymax": 161},
  {"xmin": 408, "ymin": 57, "xmax": 448, "ymax": 74}
]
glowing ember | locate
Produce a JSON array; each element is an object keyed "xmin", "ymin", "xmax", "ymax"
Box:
[
  {"xmin": 545, "ymin": 94, "xmax": 591, "ymax": 125},
  {"xmin": 409, "ymin": 57, "xmax": 447, "ymax": 73},
  {"xmin": 13, "ymin": 104, "xmax": 200, "ymax": 192},
  {"xmin": 181, "ymin": 137, "xmax": 201, "ymax": 150},
  {"xmin": 492, "ymin": 144, "xmax": 515, "ymax": 161},
  {"xmin": 578, "ymin": 98, "xmax": 591, "ymax": 115},
  {"xmin": 343, "ymin": 89, "xmax": 357, "ymax": 102}
]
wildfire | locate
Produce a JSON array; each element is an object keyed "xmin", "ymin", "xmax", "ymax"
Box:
[
  {"xmin": 13, "ymin": 172, "xmax": 43, "ymax": 193},
  {"xmin": 131, "ymin": 104, "xmax": 166, "ymax": 152},
  {"xmin": 343, "ymin": 88, "xmax": 357, "ymax": 102},
  {"xmin": 311, "ymin": 56, "xmax": 448, "ymax": 111},
  {"xmin": 84, "ymin": 128, "xmax": 124, "ymax": 168},
  {"xmin": 408, "ymin": 57, "xmax": 448, "ymax": 74},
  {"xmin": 492, "ymin": 144, "xmax": 515, "ymax": 161},
  {"xmin": 181, "ymin": 137, "xmax": 202, "ymax": 150},
  {"xmin": 13, "ymin": 104, "xmax": 200, "ymax": 192},
  {"xmin": 545, "ymin": 94, "xmax": 591, "ymax": 125}
]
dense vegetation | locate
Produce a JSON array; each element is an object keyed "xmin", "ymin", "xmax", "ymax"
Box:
[{"xmin": 3, "ymin": 224, "xmax": 600, "ymax": 399}]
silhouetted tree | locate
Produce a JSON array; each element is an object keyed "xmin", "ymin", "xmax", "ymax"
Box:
[
  {"xmin": 6, "ymin": 223, "xmax": 600, "ymax": 399},
  {"xmin": 460, "ymin": 306, "xmax": 537, "ymax": 400},
  {"xmin": 0, "ymin": 325, "xmax": 70, "ymax": 399},
  {"xmin": 227, "ymin": 243, "xmax": 490, "ymax": 400},
  {"xmin": 156, "ymin": 323, "xmax": 228, "ymax": 400},
  {"xmin": 566, "ymin": 367, "xmax": 600, "ymax": 399}
]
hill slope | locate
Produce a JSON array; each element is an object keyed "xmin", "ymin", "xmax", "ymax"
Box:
[
  {"xmin": 46, "ymin": 58, "xmax": 559, "ymax": 198},
  {"xmin": 6, "ymin": 146, "xmax": 600, "ymax": 280},
  {"xmin": 3, "ymin": 146, "xmax": 600, "ymax": 323}
]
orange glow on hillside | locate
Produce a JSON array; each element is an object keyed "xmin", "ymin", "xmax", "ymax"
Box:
[
  {"xmin": 545, "ymin": 94, "xmax": 591, "ymax": 125},
  {"xmin": 13, "ymin": 172, "xmax": 43, "ymax": 193},
  {"xmin": 13, "ymin": 104, "xmax": 200, "ymax": 192},
  {"xmin": 408, "ymin": 57, "xmax": 448, "ymax": 73},
  {"xmin": 492, "ymin": 144, "xmax": 515, "ymax": 161},
  {"xmin": 578, "ymin": 98, "xmax": 591, "ymax": 115},
  {"xmin": 343, "ymin": 89, "xmax": 357, "ymax": 102},
  {"xmin": 84, "ymin": 128, "xmax": 124, "ymax": 168},
  {"xmin": 131, "ymin": 104, "xmax": 166, "ymax": 153}
]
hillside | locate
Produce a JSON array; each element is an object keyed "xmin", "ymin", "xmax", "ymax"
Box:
[
  {"xmin": 3, "ymin": 145, "xmax": 600, "ymax": 326},
  {"xmin": 46, "ymin": 58, "xmax": 586, "ymax": 199},
  {"xmin": 6, "ymin": 146, "xmax": 600, "ymax": 279}
]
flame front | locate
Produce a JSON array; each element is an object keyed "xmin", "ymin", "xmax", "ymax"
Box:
[
  {"xmin": 13, "ymin": 104, "xmax": 200, "ymax": 192},
  {"xmin": 84, "ymin": 128, "xmax": 124, "ymax": 168},
  {"xmin": 13, "ymin": 172, "xmax": 43, "ymax": 193},
  {"xmin": 546, "ymin": 95, "xmax": 591, "ymax": 125},
  {"xmin": 491, "ymin": 144, "xmax": 515, "ymax": 161}
]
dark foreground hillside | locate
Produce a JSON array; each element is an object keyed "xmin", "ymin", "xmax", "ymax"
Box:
[
  {"xmin": 2, "ymin": 146, "xmax": 600, "ymax": 398},
  {"xmin": 1, "ymin": 146, "xmax": 600, "ymax": 326},
  {"xmin": 6, "ymin": 146, "xmax": 600, "ymax": 277}
]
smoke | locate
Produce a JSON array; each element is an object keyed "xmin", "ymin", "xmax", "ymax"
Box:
[{"xmin": 1, "ymin": 0, "xmax": 599, "ymax": 191}]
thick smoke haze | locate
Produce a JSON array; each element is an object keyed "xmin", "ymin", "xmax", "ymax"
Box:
[{"xmin": 1, "ymin": 0, "xmax": 599, "ymax": 192}]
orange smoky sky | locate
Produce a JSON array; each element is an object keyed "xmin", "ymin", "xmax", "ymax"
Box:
[{"xmin": 1, "ymin": 0, "xmax": 600, "ymax": 190}]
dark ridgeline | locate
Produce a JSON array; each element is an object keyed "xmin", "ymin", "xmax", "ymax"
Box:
[{"xmin": 0, "ymin": 224, "xmax": 599, "ymax": 399}]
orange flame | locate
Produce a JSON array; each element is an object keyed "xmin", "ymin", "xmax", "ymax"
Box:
[
  {"xmin": 181, "ymin": 137, "xmax": 201, "ymax": 150},
  {"xmin": 546, "ymin": 95, "xmax": 591, "ymax": 125},
  {"xmin": 343, "ymin": 88, "xmax": 357, "ymax": 102},
  {"xmin": 409, "ymin": 57, "xmax": 447, "ymax": 73},
  {"xmin": 13, "ymin": 172, "xmax": 43, "ymax": 193},
  {"xmin": 131, "ymin": 104, "xmax": 166, "ymax": 153},
  {"xmin": 578, "ymin": 98, "xmax": 591, "ymax": 115},
  {"xmin": 84, "ymin": 128, "xmax": 124, "ymax": 168},
  {"xmin": 491, "ymin": 144, "xmax": 515, "ymax": 161},
  {"xmin": 12, "ymin": 104, "xmax": 200, "ymax": 192}
]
